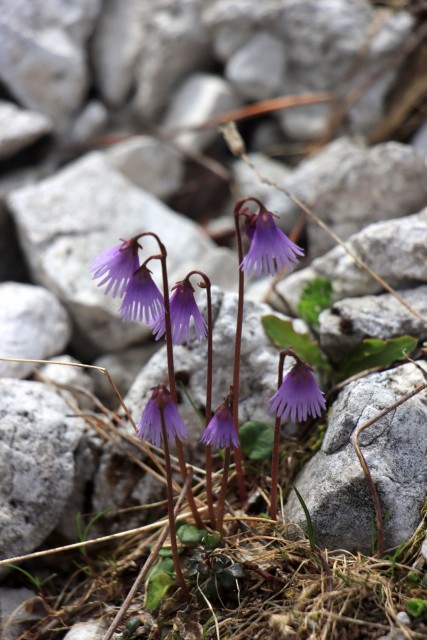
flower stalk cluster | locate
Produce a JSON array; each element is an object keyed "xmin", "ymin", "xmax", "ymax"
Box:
[{"xmin": 90, "ymin": 196, "xmax": 327, "ymax": 598}]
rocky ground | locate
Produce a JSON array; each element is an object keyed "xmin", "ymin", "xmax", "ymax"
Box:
[{"xmin": 1, "ymin": 1, "xmax": 427, "ymax": 639}]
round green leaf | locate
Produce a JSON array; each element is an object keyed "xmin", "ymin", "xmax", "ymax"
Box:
[{"xmin": 239, "ymin": 421, "xmax": 274, "ymax": 461}]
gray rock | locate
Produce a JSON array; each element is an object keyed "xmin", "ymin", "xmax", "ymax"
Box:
[
  {"xmin": 65, "ymin": 100, "xmax": 108, "ymax": 146},
  {"xmin": 124, "ymin": 288, "xmax": 301, "ymax": 444},
  {"xmin": 178, "ymin": 246, "xmax": 239, "ymax": 293},
  {"xmin": 162, "ymin": 73, "xmax": 241, "ymax": 154},
  {"xmin": 7, "ymin": 152, "xmax": 215, "ymax": 352},
  {"xmin": 36, "ymin": 355, "xmax": 95, "ymax": 410},
  {"xmin": 92, "ymin": 343, "xmax": 161, "ymax": 408},
  {"xmin": 0, "ymin": 587, "xmax": 42, "ymax": 640},
  {"xmin": 411, "ymin": 119, "xmax": 427, "ymax": 161},
  {"xmin": 133, "ymin": 0, "xmax": 212, "ymax": 121},
  {"xmin": 225, "ymin": 31, "xmax": 287, "ymax": 100},
  {"xmin": 0, "ymin": 1, "xmax": 101, "ymax": 127},
  {"xmin": 276, "ymin": 207, "xmax": 427, "ymax": 310},
  {"xmin": 106, "ymin": 135, "xmax": 184, "ymax": 199},
  {"xmin": 0, "ymin": 101, "xmax": 52, "ymax": 160},
  {"xmin": 284, "ymin": 362, "xmax": 427, "ymax": 553},
  {"xmin": 0, "ymin": 283, "xmax": 71, "ymax": 379},
  {"xmin": 91, "ymin": 0, "xmax": 143, "ymax": 107},
  {"xmin": 278, "ymin": 138, "xmax": 427, "ymax": 258},
  {"xmin": 62, "ymin": 621, "xmax": 106, "ymax": 640},
  {"xmin": 421, "ymin": 536, "xmax": 427, "ymax": 562},
  {"xmin": 319, "ymin": 286, "xmax": 427, "ymax": 363},
  {"xmin": 0, "ymin": 379, "xmax": 85, "ymax": 565}
]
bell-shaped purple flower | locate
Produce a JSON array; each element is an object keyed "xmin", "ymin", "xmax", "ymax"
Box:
[
  {"xmin": 269, "ymin": 361, "xmax": 326, "ymax": 423},
  {"xmin": 241, "ymin": 210, "xmax": 304, "ymax": 277},
  {"xmin": 138, "ymin": 383, "xmax": 188, "ymax": 447},
  {"xmin": 90, "ymin": 239, "xmax": 140, "ymax": 298},
  {"xmin": 118, "ymin": 264, "xmax": 164, "ymax": 324},
  {"xmin": 152, "ymin": 279, "xmax": 207, "ymax": 345},
  {"xmin": 201, "ymin": 401, "xmax": 240, "ymax": 449}
]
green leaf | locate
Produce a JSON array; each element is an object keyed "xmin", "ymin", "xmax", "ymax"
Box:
[
  {"xmin": 297, "ymin": 278, "xmax": 332, "ymax": 326},
  {"xmin": 146, "ymin": 572, "xmax": 174, "ymax": 610},
  {"xmin": 239, "ymin": 421, "xmax": 274, "ymax": 461},
  {"xmin": 262, "ymin": 315, "xmax": 330, "ymax": 372},
  {"xmin": 406, "ymin": 598, "xmax": 427, "ymax": 618},
  {"xmin": 202, "ymin": 532, "xmax": 222, "ymax": 550},
  {"xmin": 147, "ymin": 558, "xmax": 174, "ymax": 580},
  {"xmin": 177, "ymin": 523, "xmax": 205, "ymax": 544},
  {"xmin": 293, "ymin": 486, "xmax": 316, "ymax": 550},
  {"xmin": 338, "ymin": 335, "xmax": 417, "ymax": 379}
]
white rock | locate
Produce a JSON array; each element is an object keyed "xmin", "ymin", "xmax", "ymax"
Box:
[
  {"xmin": 62, "ymin": 621, "xmax": 106, "ymax": 640},
  {"xmin": 106, "ymin": 136, "xmax": 184, "ymax": 199},
  {"xmin": 0, "ymin": 1, "xmax": 101, "ymax": 127},
  {"xmin": 277, "ymin": 207, "xmax": 427, "ymax": 308},
  {"xmin": 284, "ymin": 362, "xmax": 427, "ymax": 552},
  {"xmin": 319, "ymin": 286, "xmax": 427, "ymax": 362},
  {"xmin": 7, "ymin": 152, "xmax": 215, "ymax": 352},
  {"xmin": 37, "ymin": 355, "xmax": 95, "ymax": 410},
  {"xmin": 421, "ymin": 536, "xmax": 427, "ymax": 562},
  {"xmin": 396, "ymin": 612, "xmax": 411, "ymax": 626},
  {"xmin": 133, "ymin": 0, "xmax": 211, "ymax": 121},
  {"xmin": 0, "ymin": 379, "xmax": 85, "ymax": 567},
  {"xmin": 91, "ymin": 0, "xmax": 143, "ymax": 107},
  {"xmin": 66, "ymin": 100, "xmax": 108, "ymax": 146},
  {"xmin": 0, "ymin": 587, "xmax": 42, "ymax": 640},
  {"xmin": 225, "ymin": 31, "xmax": 287, "ymax": 100},
  {"xmin": 411, "ymin": 118, "xmax": 427, "ymax": 161},
  {"xmin": 0, "ymin": 283, "xmax": 71, "ymax": 379},
  {"xmin": 162, "ymin": 73, "xmax": 241, "ymax": 153},
  {"xmin": 279, "ymin": 138, "xmax": 427, "ymax": 258},
  {"xmin": 0, "ymin": 101, "xmax": 52, "ymax": 160}
]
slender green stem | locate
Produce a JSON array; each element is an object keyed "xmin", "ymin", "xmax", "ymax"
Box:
[{"xmin": 216, "ymin": 448, "xmax": 231, "ymax": 535}]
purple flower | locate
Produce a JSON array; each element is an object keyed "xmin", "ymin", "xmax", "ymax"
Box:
[
  {"xmin": 269, "ymin": 361, "xmax": 326, "ymax": 423},
  {"xmin": 201, "ymin": 402, "xmax": 240, "ymax": 449},
  {"xmin": 118, "ymin": 265, "xmax": 164, "ymax": 324},
  {"xmin": 152, "ymin": 279, "xmax": 207, "ymax": 345},
  {"xmin": 241, "ymin": 210, "xmax": 304, "ymax": 277},
  {"xmin": 137, "ymin": 383, "xmax": 188, "ymax": 447},
  {"xmin": 90, "ymin": 239, "xmax": 140, "ymax": 298}
]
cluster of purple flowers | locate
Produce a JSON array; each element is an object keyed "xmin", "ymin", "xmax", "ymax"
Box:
[{"xmin": 90, "ymin": 203, "xmax": 326, "ymax": 450}]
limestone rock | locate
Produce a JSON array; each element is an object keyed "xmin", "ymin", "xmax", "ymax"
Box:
[
  {"xmin": 0, "ymin": 379, "xmax": 85, "ymax": 566},
  {"xmin": 162, "ymin": 73, "xmax": 241, "ymax": 153},
  {"xmin": 0, "ymin": 283, "xmax": 71, "ymax": 379},
  {"xmin": 7, "ymin": 152, "xmax": 215, "ymax": 353},
  {"xmin": 36, "ymin": 355, "xmax": 95, "ymax": 410},
  {"xmin": 276, "ymin": 208, "xmax": 427, "ymax": 310},
  {"xmin": 0, "ymin": 101, "xmax": 52, "ymax": 160},
  {"xmin": 319, "ymin": 286, "xmax": 427, "ymax": 363},
  {"xmin": 106, "ymin": 136, "xmax": 184, "ymax": 199},
  {"xmin": 284, "ymin": 362, "xmax": 427, "ymax": 552}
]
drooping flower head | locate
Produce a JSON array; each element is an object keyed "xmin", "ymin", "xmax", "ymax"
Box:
[
  {"xmin": 118, "ymin": 263, "xmax": 164, "ymax": 324},
  {"xmin": 239, "ymin": 201, "xmax": 304, "ymax": 277},
  {"xmin": 90, "ymin": 237, "xmax": 140, "ymax": 298},
  {"xmin": 152, "ymin": 278, "xmax": 207, "ymax": 345},
  {"xmin": 269, "ymin": 358, "xmax": 326, "ymax": 423},
  {"xmin": 201, "ymin": 395, "xmax": 239, "ymax": 449},
  {"xmin": 137, "ymin": 383, "xmax": 188, "ymax": 447}
]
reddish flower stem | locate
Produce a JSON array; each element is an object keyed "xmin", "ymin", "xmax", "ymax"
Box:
[
  {"xmin": 185, "ymin": 271, "xmax": 216, "ymax": 529},
  {"xmin": 137, "ymin": 232, "xmax": 203, "ymax": 529},
  {"xmin": 159, "ymin": 409, "xmax": 191, "ymax": 601}
]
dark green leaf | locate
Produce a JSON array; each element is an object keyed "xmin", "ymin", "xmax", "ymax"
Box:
[
  {"xmin": 406, "ymin": 598, "xmax": 427, "ymax": 618},
  {"xmin": 262, "ymin": 315, "xmax": 330, "ymax": 372},
  {"xmin": 202, "ymin": 532, "xmax": 222, "ymax": 550},
  {"xmin": 297, "ymin": 278, "xmax": 332, "ymax": 326},
  {"xmin": 177, "ymin": 523, "xmax": 205, "ymax": 544},
  {"xmin": 239, "ymin": 421, "xmax": 274, "ymax": 461},
  {"xmin": 338, "ymin": 336, "xmax": 417, "ymax": 379}
]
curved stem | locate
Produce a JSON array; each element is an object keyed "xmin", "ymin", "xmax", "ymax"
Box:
[
  {"xmin": 138, "ymin": 232, "xmax": 203, "ymax": 528},
  {"xmin": 232, "ymin": 203, "xmax": 251, "ymax": 503},
  {"xmin": 185, "ymin": 271, "xmax": 216, "ymax": 528},
  {"xmin": 160, "ymin": 409, "xmax": 191, "ymax": 601}
]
